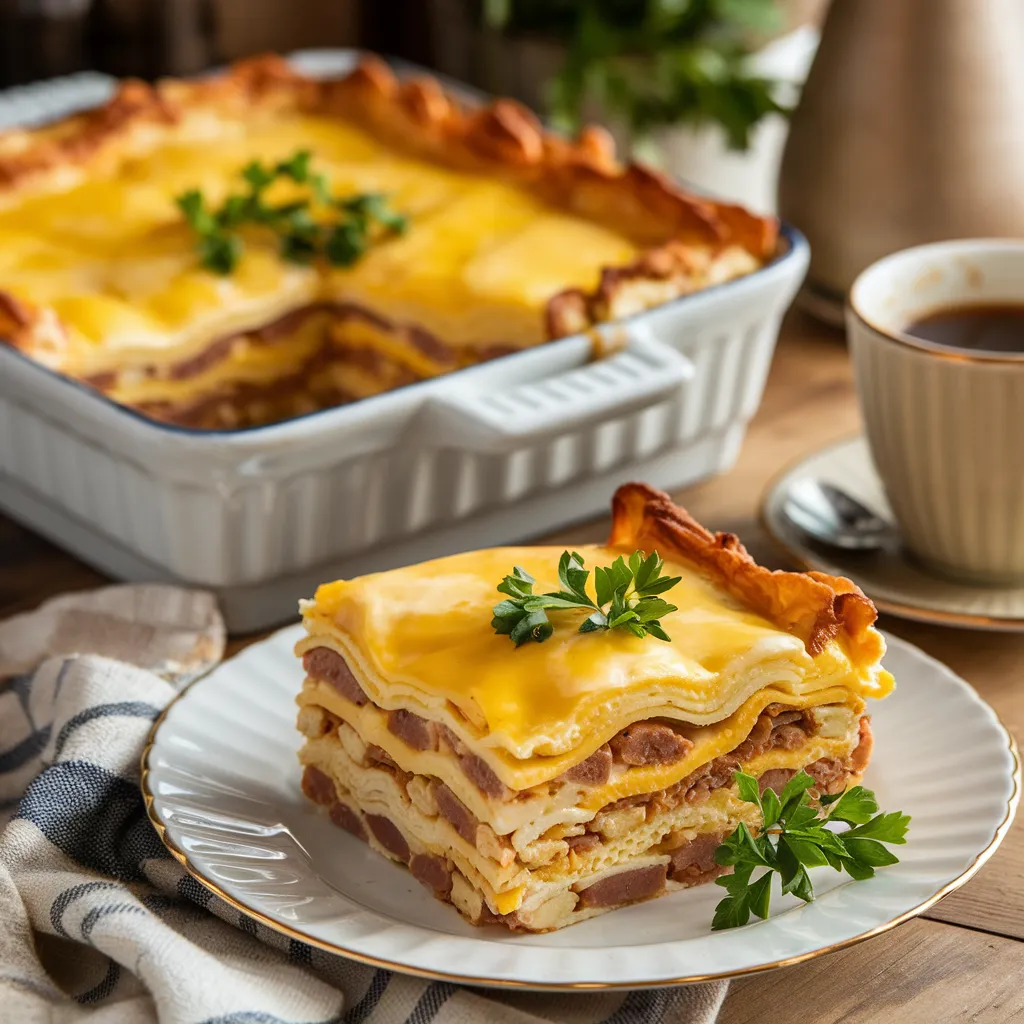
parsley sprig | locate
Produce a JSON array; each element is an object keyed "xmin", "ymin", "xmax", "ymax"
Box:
[
  {"xmin": 712, "ymin": 770, "xmax": 910, "ymax": 930},
  {"xmin": 492, "ymin": 550, "xmax": 681, "ymax": 646},
  {"xmin": 175, "ymin": 149, "xmax": 408, "ymax": 274}
]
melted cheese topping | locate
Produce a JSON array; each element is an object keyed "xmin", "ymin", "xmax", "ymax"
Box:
[
  {"xmin": 1, "ymin": 114, "xmax": 639, "ymax": 381},
  {"xmin": 301, "ymin": 545, "xmax": 894, "ymax": 772}
]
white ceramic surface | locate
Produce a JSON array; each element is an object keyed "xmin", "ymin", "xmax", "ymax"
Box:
[
  {"xmin": 762, "ymin": 436, "xmax": 1024, "ymax": 629},
  {"xmin": 0, "ymin": 52, "xmax": 809, "ymax": 632},
  {"xmin": 848, "ymin": 239, "xmax": 1024, "ymax": 584},
  {"xmin": 143, "ymin": 623, "xmax": 1019, "ymax": 990}
]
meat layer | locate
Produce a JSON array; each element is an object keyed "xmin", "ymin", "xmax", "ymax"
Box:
[
  {"xmin": 95, "ymin": 302, "xmax": 519, "ymax": 429},
  {"xmin": 296, "ymin": 690, "xmax": 869, "ymax": 931},
  {"xmin": 296, "ymin": 642, "xmax": 866, "ymax": 841}
]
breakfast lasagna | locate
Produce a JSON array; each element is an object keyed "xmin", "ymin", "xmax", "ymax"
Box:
[
  {"xmin": 295, "ymin": 484, "xmax": 893, "ymax": 932},
  {"xmin": 0, "ymin": 55, "xmax": 776, "ymax": 429}
]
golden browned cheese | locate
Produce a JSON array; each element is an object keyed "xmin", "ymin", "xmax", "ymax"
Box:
[{"xmin": 0, "ymin": 56, "xmax": 777, "ymax": 427}]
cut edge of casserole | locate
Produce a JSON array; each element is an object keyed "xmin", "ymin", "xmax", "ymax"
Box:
[
  {"xmin": 0, "ymin": 54, "xmax": 780, "ymax": 429},
  {"xmin": 294, "ymin": 483, "xmax": 892, "ymax": 932}
]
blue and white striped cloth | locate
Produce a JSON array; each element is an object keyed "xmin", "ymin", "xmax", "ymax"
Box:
[{"xmin": 0, "ymin": 585, "xmax": 728, "ymax": 1024}]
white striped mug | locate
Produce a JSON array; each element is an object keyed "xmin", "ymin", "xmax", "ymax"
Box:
[{"xmin": 847, "ymin": 239, "xmax": 1024, "ymax": 584}]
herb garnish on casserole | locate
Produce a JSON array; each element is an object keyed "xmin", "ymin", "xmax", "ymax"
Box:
[{"xmin": 0, "ymin": 56, "xmax": 777, "ymax": 429}]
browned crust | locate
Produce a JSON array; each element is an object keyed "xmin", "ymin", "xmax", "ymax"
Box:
[
  {"xmin": 0, "ymin": 292, "xmax": 33, "ymax": 337},
  {"xmin": 608, "ymin": 483, "xmax": 886, "ymax": 662},
  {"xmin": 0, "ymin": 54, "xmax": 775, "ymax": 252},
  {"xmin": 546, "ymin": 239, "xmax": 757, "ymax": 337},
  {"xmin": 0, "ymin": 55, "xmax": 779, "ymax": 424}
]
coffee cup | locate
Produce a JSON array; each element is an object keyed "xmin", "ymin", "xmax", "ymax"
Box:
[{"xmin": 847, "ymin": 239, "xmax": 1024, "ymax": 584}]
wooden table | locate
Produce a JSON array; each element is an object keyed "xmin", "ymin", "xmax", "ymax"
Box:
[{"xmin": 3, "ymin": 312, "xmax": 1022, "ymax": 1021}]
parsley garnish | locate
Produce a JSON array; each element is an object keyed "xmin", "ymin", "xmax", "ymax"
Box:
[
  {"xmin": 711, "ymin": 770, "xmax": 910, "ymax": 930},
  {"xmin": 491, "ymin": 550, "xmax": 681, "ymax": 646},
  {"xmin": 175, "ymin": 149, "xmax": 408, "ymax": 275}
]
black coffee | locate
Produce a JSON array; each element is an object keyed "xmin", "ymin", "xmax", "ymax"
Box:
[{"xmin": 904, "ymin": 304, "xmax": 1024, "ymax": 354}]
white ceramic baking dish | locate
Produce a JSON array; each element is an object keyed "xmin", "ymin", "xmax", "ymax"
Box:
[{"xmin": 0, "ymin": 53, "xmax": 809, "ymax": 631}]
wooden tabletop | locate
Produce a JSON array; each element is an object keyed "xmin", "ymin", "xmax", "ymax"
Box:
[{"xmin": 2, "ymin": 311, "xmax": 1022, "ymax": 1021}]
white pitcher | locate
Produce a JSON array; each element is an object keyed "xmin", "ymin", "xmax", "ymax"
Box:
[{"xmin": 779, "ymin": 0, "xmax": 1024, "ymax": 321}]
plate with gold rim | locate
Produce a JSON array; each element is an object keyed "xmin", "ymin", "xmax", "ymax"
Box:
[{"xmin": 141, "ymin": 623, "xmax": 1018, "ymax": 990}]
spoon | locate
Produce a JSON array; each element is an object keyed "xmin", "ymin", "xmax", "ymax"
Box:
[{"xmin": 781, "ymin": 477, "xmax": 898, "ymax": 551}]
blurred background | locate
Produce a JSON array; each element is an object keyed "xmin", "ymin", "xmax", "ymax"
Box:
[{"xmin": 0, "ymin": 0, "xmax": 827, "ymax": 213}]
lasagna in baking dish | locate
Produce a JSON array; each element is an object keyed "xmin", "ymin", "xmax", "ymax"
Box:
[
  {"xmin": 0, "ymin": 55, "xmax": 777, "ymax": 429},
  {"xmin": 295, "ymin": 483, "xmax": 893, "ymax": 932}
]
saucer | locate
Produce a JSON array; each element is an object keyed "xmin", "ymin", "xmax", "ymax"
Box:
[{"xmin": 761, "ymin": 436, "xmax": 1024, "ymax": 630}]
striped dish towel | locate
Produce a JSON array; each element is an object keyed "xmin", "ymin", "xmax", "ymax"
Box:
[{"xmin": 0, "ymin": 585, "xmax": 729, "ymax": 1024}]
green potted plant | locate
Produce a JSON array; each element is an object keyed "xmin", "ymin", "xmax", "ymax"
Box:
[{"xmin": 427, "ymin": 0, "xmax": 823, "ymax": 211}]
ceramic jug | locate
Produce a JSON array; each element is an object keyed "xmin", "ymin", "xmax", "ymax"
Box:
[{"xmin": 778, "ymin": 0, "xmax": 1024, "ymax": 322}]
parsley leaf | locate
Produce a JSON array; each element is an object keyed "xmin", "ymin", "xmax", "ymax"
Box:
[
  {"xmin": 710, "ymin": 770, "xmax": 910, "ymax": 930},
  {"xmin": 177, "ymin": 150, "xmax": 408, "ymax": 274},
  {"xmin": 491, "ymin": 549, "xmax": 680, "ymax": 645},
  {"xmin": 842, "ymin": 810, "xmax": 911, "ymax": 844},
  {"xmin": 822, "ymin": 785, "xmax": 878, "ymax": 825}
]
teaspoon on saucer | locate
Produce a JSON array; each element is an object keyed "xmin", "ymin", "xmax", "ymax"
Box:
[
  {"xmin": 781, "ymin": 477, "xmax": 898, "ymax": 552},
  {"xmin": 763, "ymin": 437, "xmax": 1024, "ymax": 629}
]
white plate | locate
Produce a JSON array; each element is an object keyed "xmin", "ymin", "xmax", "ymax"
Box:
[
  {"xmin": 142, "ymin": 624, "xmax": 1019, "ymax": 990},
  {"xmin": 762, "ymin": 436, "xmax": 1024, "ymax": 630}
]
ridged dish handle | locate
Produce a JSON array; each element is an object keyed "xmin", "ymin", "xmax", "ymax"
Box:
[{"xmin": 417, "ymin": 323, "xmax": 694, "ymax": 453}]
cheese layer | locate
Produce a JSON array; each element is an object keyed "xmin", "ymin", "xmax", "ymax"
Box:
[
  {"xmin": 301, "ymin": 545, "xmax": 894, "ymax": 767},
  {"xmin": 1, "ymin": 114, "xmax": 638, "ymax": 379},
  {"xmin": 298, "ymin": 676, "xmax": 863, "ymax": 835}
]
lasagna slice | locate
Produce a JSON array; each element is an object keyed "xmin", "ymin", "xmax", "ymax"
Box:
[{"xmin": 295, "ymin": 483, "xmax": 893, "ymax": 932}]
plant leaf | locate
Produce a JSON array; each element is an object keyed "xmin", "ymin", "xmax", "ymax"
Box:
[
  {"xmin": 783, "ymin": 802, "xmax": 820, "ymax": 830},
  {"xmin": 825, "ymin": 785, "xmax": 879, "ymax": 826},
  {"xmin": 578, "ymin": 610, "xmax": 607, "ymax": 633},
  {"xmin": 843, "ymin": 838, "xmax": 901, "ymax": 868},
  {"xmin": 843, "ymin": 811, "xmax": 911, "ymax": 845},
  {"xmin": 760, "ymin": 786, "xmax": 782, "ymax": 830},
  {"xmin": 634, "ymin": 573, "xmax": 681, "ymax": 596},
  {"xmin": 633, "ymin": 597, "xmax": 678, "ymax": 622},
  {"xmin": 778, "ymin": 771, "xmax": 816, "ymax": 816},
  {"xmin": 840, "ymin": 858, "xmax": 875, "ymax": 881},
  {"xmin": 509, "ymin": 610, "xmax": 553, "ymax": 647},
  {"xmin": 644, "ymin": 620, "xmax": 671, "ymax": 642},
  {"xmin": 607, "ymin": 555, "xmax": 633, "ymax": 594},
  {"xmin": 733, "ymin": 771, "xmax": 762, "ymax": 809},
  {"xmin": 711, "ymin": 891, "xmax": 751, "ymax": 931},
  {"xmin": 782, "ymin": 863, "xmax": 814, "ymax": 903},
  {"xmin": 491, "ymin": 599, "xmax": 521, "ymax": 618},
  {"xmin": 784, "ymin": 826, "xmax": 849, "ymax": 860},
  {"xmin": 779, "ymin": 835, "xmax": 830, "ymax": 870},
  {"xmin": 522, "ymin": 594, "xmax": 592, "ymax": 611},
  {"xmin": 715, "ymin": 861, "xmax": 755, "ymax": 895},
  {"xmin": 608, "ymin": 608, "xmax": 639, "ymax": 629},
  {"xmin": 734, "ymin": 822, "xmax": 772, "ymax": 867},
  {"xmin": 629, "ymin": 550, "xmax": 644, "ymax": 579},
  {"xmin": 747, "ymin": 870, "xmax": 773, "ymax": 920},
  {"xmin": 594, "ymin": 565, "xmax": 615, "ymax": 608}
]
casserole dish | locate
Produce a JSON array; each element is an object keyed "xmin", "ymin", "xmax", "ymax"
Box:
[{"xmin": 0, "ymin": 51, "xmax": 809, "ymax": 631}]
